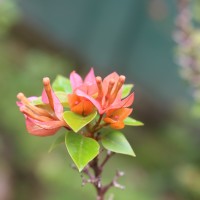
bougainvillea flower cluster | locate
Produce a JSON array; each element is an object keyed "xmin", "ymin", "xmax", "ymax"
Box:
[
  {"xmin": 17, "ymin": 69, "xmax": 134, "ymax": 136},
  {"xmin": 17, "ymin": 68, "xmax": 143, "ymax": 172}
]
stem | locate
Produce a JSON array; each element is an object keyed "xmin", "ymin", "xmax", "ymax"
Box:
[
  {"xmin": 78, "ymin": 114, "xmax": 124, "ymax": 199},
  {"xmin": 92, "ymin": 115, "xmax": 103, "ymax": 132},
  {"xmin": 81, "ymin": 151, "xmax": 124, "ymax": 200},
  {"xmin": 100, "ymin": 151, "xmax": 115, "ymax": 169},
  {"xmin": 89, "ymin": 114, "xmax": 108, "ymax": 139},
  {"xmin": 93, "ymin": 123, "xmax": 108, "ymax": 134}
]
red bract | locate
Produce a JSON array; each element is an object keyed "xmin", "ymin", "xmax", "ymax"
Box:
[
  {"xmin": 76, "ymin": 71, "xmax": 134, "ymax": 114},
  {"xmin": 17, "ymin": 77, "xmax": 67, "ymax": 136}
]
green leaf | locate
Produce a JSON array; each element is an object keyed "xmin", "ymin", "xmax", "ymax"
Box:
[
  {"xmin": 63, "ymin": 111, "xmax": 97, "ymax": 132},
  {"xmin": 55, "ymin": 91, "xmax": 69, "ymax": 107},
  {"xmin": 65, "ymin": 132, "xmax": 100, "ymax": 172},
  {"xmin": 52, "ymin": 75, "xmax": 72, "ymax": 94},
  {"xmin": 31, "ymin": 97, "xmax": 43, "ymax": 105},
  {"xmin": 101, "ymin": 131, "xmax": 135, "ymax": 156},
  {"xmin": 48, "ymin": 134, "xmax": 65, "ymax": 153},
  {"xmin": 31, "ymin": 91, "xmax": 68, "ymax": 106},
  {"xmin": 124, "ymin": 117, "xmax": 144, "ymax": 126},
  {"xmin": 122, "ymin": 84, "xmax": 134, "ymax": 98}
]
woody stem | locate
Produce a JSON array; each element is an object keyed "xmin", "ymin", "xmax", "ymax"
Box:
[
  {"xmin": 81, "ymin": 151, "xmax": 124, "ymax": 200},
  {"xmin": 81, "ymin": 117, "xmax": 124, "ymax": 199}
]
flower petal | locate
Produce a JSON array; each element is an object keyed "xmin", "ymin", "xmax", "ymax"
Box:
[
  {"xmin": 76, "ymin": 89, "xmax": 103, "ymax": 114},
  {"xmin": 84, "ymin": 68, "xmax": 96, "ymax": 85},
  {"xmin": 109, "ymin": 93, "xmax": 134, "ymax": 110},
  {"xmin": 102, "ymin": 72, "xmax": 119, "ymax": 93},
  {"xmin": 121, "ymin": 93, "xmax": 134, "ymax": 107},
  {"xmin": 110, "ymin": 121, "xmax": 125, "ymax": 129},
  {"xmin": 106, "ymin": 108, "xmax": 133, "ymax": 120},
  {"xmin": 103, "ymin": 72, "xmax": 119, "ymax": 85},
  {"xmin": 25, "ymin": 117, "xmax": 64, "ymax": 136},
  {"xmin": 104, "ymin": 108, "xmax": 132, "ymax": 130},
  {"xmin": 42, "ymin": 89, "xmax": 63, "ymax": 120},
  {"xmin": 70, "ymin": 71, "xmax": 83, "ymax": 91},
  {"xmin": 83, "ymin": 68, "xmax": 98, "ymax": 95},
  {"xmin": 104, "ymin": 117, "xmax": 116, "ymax": 124}
]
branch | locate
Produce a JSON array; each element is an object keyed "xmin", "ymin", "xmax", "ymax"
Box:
[
  {"xmin": 102, "ymin": 170, "xmax": 125, "ymax": 194},
  {"xmin": 92, "ymin": 114, "xmax": 103, "ymax": 131},
  {"xmin": 100, "ymin": 151, "xmax": 115, "ymax": 169}
]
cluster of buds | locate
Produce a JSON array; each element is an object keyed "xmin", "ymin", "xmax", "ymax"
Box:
[{"xmin": 17, "ymin": 68, "xmax": 134, "ymax": 137}]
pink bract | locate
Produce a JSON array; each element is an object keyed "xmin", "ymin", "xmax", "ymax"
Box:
[
  {"xmin": 70, "ymin": 68, "xmax": 98, "ymax": 96},
  {"xmin": 73, "ymin": 70, "xmax": 134, "ymax": 114},
  {"xmin": 17, "ymin": 77, "xmax": 67, "ymax": 136}
]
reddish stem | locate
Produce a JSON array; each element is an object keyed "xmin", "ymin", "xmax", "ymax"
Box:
[{"xmin": 81, "ymin": 151, "xmax": 124, "ymax": 200}]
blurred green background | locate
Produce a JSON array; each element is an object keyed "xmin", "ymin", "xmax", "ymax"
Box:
[{"xmin": 0, "ymin": 0, "xmax": 200, "ymax": 200}]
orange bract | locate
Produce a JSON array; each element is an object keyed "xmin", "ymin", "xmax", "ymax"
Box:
[
  {"xmin": 104, "ymin": 108, "xmax": 132, "ymax": 129},
  {"xmin": 68, "ymin": 94, "xmax": 95, "ymax": 116}
]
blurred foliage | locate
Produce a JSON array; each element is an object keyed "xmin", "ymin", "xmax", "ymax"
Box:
[
  {"xmin": 0, "ymin": 0, "xmax": 200, "ymax": 200},
  {"xmin": 192, "ymin": 0, "xmax": 200, "ymax": 23},
  {"xmin": 175, "ymin": 0, "xmax": 200, "ymax": 122},
  {"xmin": 0, "ymin": 0, "xmax": 20, "ymax": 37}
]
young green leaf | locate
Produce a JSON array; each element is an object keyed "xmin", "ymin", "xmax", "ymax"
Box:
[
  {"xmin": 52, "ymin": 75, "xmax": 72, "ymax": 94},
  {"xmin": 65, "ymin": 132, "xmax": 100, "ymax": 172},
  {"xmin": 55, "ymin": 91, "xmax": 68, "ymax": 107},
  {"xmin": 124, "ymin": 117, "xmax": 144, "ymax": 126},
  {"xmin": 31, "ymin": 92, "xmax": 68, "ymax": 107},
  {"xmin": 63, "ymin": 111, "xmax": 97, "ymax": 132},
  {"xmin": 101, "ymin": 131, "xmax": 135, "ymax": 156},
  {"xmin": 122, "ymin": 84, "xmax": 134, "ymax": 98},
  {"xmin": 31, "ymin": 97, "xmax": 43, "ymax": 105},
  {"xmin": 48, "ymin": 133, "xmax": 65, "ymax": 153}
]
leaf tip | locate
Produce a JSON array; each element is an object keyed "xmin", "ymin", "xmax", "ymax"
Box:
[
  {"xmin": 138, "ymin": 122, "xmax": 144, "ymax": 126},
  {"xmin": 78, "ymin": 167, "xmax": 84, "ymax": 172},
  {"xmin": 131, "ymin": 152, "xmax": 136, "ymax": 157}
]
